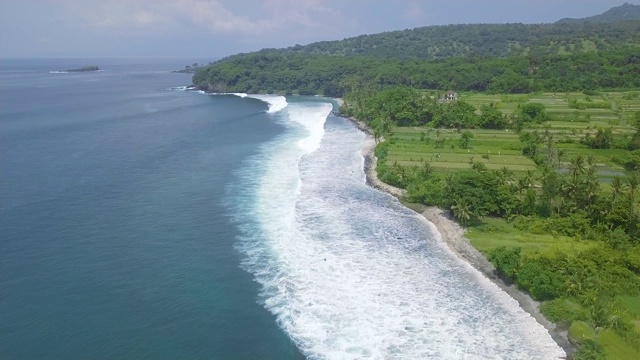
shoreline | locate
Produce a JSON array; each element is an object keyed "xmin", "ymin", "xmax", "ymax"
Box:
[{"xmin": 344, "ymin": 114, "xmax": 574, "ymax": 357}]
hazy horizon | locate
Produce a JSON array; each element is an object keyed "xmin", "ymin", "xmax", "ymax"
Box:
[{"xmin": 1, "ymin": 0, "xmax": 637, "ymax": 60}]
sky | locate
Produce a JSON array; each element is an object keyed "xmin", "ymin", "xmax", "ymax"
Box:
[{"xmin": 0, "ymin": 0, "xmax": 635, "ymax": 59}]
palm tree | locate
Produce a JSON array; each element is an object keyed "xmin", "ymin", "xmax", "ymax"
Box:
[
  {"xmin": 523, "ymin": 189, "xmax": 537, "ymax": 215},
  {"xmin": 498, "ymin": 166, "xmax": 515, "ymax": 186},
  {"xmin": 517, "ymin": 177, "xmax": 529, "ymax": 194},
  {"xmin": 627, "ymin": 174, "xmax": 639, "ymax": 232},
  {"xmin": 372, "ymin": 127, "xmax": 382, "ymax": 144},
  {"xmin": 627, "ymin": 174, "xmax": 639, "ymax": 202},
  {"xmin": 523, "ymin": 170, "xmax": 536, "ymax": 189},
  {"xmin": 443, "ymin": 174, "xmax": 454, "ymax": 196},
  {"xmin": 556, "ymin": 149, "xmax": 566, "ymax": 169},
  {"xmin": 421, "ymin": 162, "xmax": 434, "ymax": 179},
  {"xmin": 451, "ymin": 197, "xmax": 472, "ymax": 227},
  {"xmin": 569, "ymin": 155, "xmax": 586, "ymax": 181},
  {"xmin": 609, "ymin": 176, "xmax": 626, "ymax": 204}
]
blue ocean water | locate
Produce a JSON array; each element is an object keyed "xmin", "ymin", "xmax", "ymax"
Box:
[
  {"xmin": 1, "ymin": 58, "xmax": 566, "ymax": 359},
  {"xmin": 1, "ymin": 59, "xmax": 302, "ymax": 359}
]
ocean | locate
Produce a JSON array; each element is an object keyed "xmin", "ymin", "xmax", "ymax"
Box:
[{"xmin": 0, "ymin": 58, "xmax": 565, "ymax": 359}]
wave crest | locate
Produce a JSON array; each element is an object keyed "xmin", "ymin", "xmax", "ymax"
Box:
[
  {"xmin": 228, "ymin": 100, "xmax": 565, "ymax": 359},
  {"xmin": 245, "ymin": 94, "xmax": 288, "ymax": 113}
]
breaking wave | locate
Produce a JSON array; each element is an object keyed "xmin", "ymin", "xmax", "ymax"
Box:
[
  {"xmin": 227, "ymin": 98, "xmax": 565, "ymax": 359},
  {"xmin": 244, "ymin": 94, "xmax": 288, "ymax": 113}
]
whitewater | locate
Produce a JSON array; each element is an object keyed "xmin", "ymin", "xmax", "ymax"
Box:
[{"xmin": 227, "ymin": 95, "xmax": 566, "ymax": 359}]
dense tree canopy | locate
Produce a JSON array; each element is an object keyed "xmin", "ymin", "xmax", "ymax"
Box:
[
  {"xmin": 223, "ymin": 21, "xmax": 640, "ymax": 61},
  {"xmin": 193, "ymin": 46, "xmax": 640, "ymax": 96}
]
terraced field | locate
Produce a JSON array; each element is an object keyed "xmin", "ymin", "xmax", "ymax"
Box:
[
  {"xmin": 462, "ymin": 91, "xmax": 640, "ymax": 123},
  {"xmin": 387, "ymin": 91, "xmax": 639, "ymax": 181},
  {"xmin": 388, "ymin": 128, "xmax": 537, "ymax": 174}
]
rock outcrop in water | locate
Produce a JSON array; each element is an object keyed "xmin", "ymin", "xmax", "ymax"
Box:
[
  {"xmin": 172, "ymin": 63, "xmax": 205, "ymax": 74},
  {"xmin": 64, "ymin": 65, "xmax": 100, "ymax": 72}
]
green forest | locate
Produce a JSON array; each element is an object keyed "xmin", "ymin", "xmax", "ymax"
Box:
[
  {"xmin": 223, "ymin": 20, "xmax": 640, "ymax": 60},
  {"xmin": 191, "ymin": 6, "xmax": 640, "ymax": 358},
  {"xmin": 193, "ymin": 47, "xmax": 640, "ymax": 96},
  {"xmin": 193, "ymin": 20, "xmax": 640, "ymax": 96}
]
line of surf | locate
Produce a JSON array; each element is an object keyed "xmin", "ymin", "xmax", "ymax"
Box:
[
  {"xmin": 241, "ymin": 94, "xmax": 288, "ymax": 113},
  {"xmin": 227, "ymin": 99, "xmax": 566, "ymax": 359},
  {"xmin": 181, "ymin": 90, "xmax": 288, "ymax": 113}
]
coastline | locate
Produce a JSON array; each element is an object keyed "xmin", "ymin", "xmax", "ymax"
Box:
[{"xmin": 344, "ymin": 114, "xmax": 574, "ymax": 357}]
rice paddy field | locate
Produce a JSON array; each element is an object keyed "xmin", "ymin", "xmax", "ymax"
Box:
[
  {"xmin": 387, "ymin": 91, "xmax": 640, "ymax": 182},
  {"xmin": 387, "ymin": 91, "xmax": 640, "ymax": 360},
  {"xmin": 391, "ymin": 91, "xmax": 640, "ymax": 360}
]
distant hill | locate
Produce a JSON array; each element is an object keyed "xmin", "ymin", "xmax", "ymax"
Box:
[
  {"xmin": 557, "ymin": 2, "xmax": 640, "ymax": 23},
  {"xmin": 222, "ymin": 21, "xmax": 639, "ymax": 62},
  {"xmin": 206, "ymin": 4, "xmax": 640, "ymax": 63},
  {"xmin": 209, "ymin": 3, "xmax": 640, "ymax": 63},
  {"xmin": 193, "ymin": 4, "xmax": 640, "ymax": 95}
]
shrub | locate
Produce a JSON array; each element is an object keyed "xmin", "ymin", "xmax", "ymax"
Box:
[
  {"xmin": 541, "ymin": 298, "xmax": 586, "ymax": 323},
  {"xmin": 516, "ymin": 259, "xmax": 564, "ymax": 301},
  {"xmin": 488, "ymin": 246, "xmax": 521, "ymax": 283}
]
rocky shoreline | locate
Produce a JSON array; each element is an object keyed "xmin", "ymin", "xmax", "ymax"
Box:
[{"xmin": 345, "ymin": 114, "xmax": 574, "ymax": 357}]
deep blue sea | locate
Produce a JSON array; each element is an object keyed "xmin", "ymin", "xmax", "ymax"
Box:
[{"xmin": 1, "ymin": 58, "xmax": 565, "ymax": 359}]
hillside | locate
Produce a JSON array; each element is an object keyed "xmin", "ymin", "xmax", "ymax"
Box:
[
  {"xmin": 193, "ymin": 4, "xmax": 640, "ymax": 95},
  {"xmin": 260, "ymin": 21, "xmax": 640, "ymax": 60},
  {"xmin": 192, "ymin": 45, "xmax": 640, "ymax": 96},
  {"xmin": 557, "ymin": 2, "xmax": 640, "ymax": 23}
]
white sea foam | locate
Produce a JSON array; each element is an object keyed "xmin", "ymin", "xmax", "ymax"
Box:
[
  {"xmin": 202, "ymin": 92, "xmax": 287, "ymax": 112},
  {"xmin": 245, "ymin": 94, "xmax": 288, "ymax": 113},
  {"xmin": 49, "ymin": 71, "xmax": 69, "ymax": 74},
  {"xmin": 169, "ymin": 85, "xmax": 191, "ymax": 91},
  {"xmin": 229, "ymin": 99, "xmax": 566, "ymax": 359}
]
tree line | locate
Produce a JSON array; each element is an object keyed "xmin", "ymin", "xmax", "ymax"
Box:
[
  {"xmin": 224, "ymin": 21, "xmax": 640, "ymax": 60},
  {"xmin": 193, "ymin": 47, "xmax": 640, "ymax": 96}
]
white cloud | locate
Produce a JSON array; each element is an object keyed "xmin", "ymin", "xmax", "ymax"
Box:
[
  {"xmin": 403, "ymin": 0, "xmax": 425, "ymax": 20},
  {"xmin": 176, "ymin": 0, "xmax": 275, "ymax": 33},
  {"xmin": 59, "ymin": 0, "xmax": 343, "ymax": 35}
]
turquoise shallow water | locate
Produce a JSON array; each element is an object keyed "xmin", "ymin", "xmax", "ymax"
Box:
[{"xmin": 0, "ymin": 59, "xmax": 303, "ymax": 359}]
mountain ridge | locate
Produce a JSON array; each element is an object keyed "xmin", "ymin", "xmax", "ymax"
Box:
[
  {"xmin": 557, "ymin": 2, "xmax": 640, "ymax": 23},
  {"xmin": 192, "ymin": 4, "xmax": 640, "ymax": 95}
]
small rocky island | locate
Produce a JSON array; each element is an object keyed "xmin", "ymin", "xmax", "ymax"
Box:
[
  {"xmin": 172, "ymin": 63, "xmax": 206, "ymax": 74},
  {"xmin": 65, "ymin": 65, "xmax": 100, "ymax": 72}
]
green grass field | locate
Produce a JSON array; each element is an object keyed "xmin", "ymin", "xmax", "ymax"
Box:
[
  {"xmin": 387, "ymin": 91, "xmax": 639, "ymax": 180},
  {"xmin": 388, "ymin": 91, "xmax": 640, "ymax": 359},
  {"xmin": 461, "ymin": 91, "xmax": 640, "ymax": 124},
  {"xmin": 569, "ymin": 320, "xmax": 640, "ymax": 360},
  {"xmin": 465, "ymin": 217, "xmax": 596, "ymax": 256},
  {"xmin": 466, "ymin": 217, "xmax": 640, "ymax": 360},
  {"xmin": 388, "ymin": 128, "xmax": 538, "ymax": 175}
]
